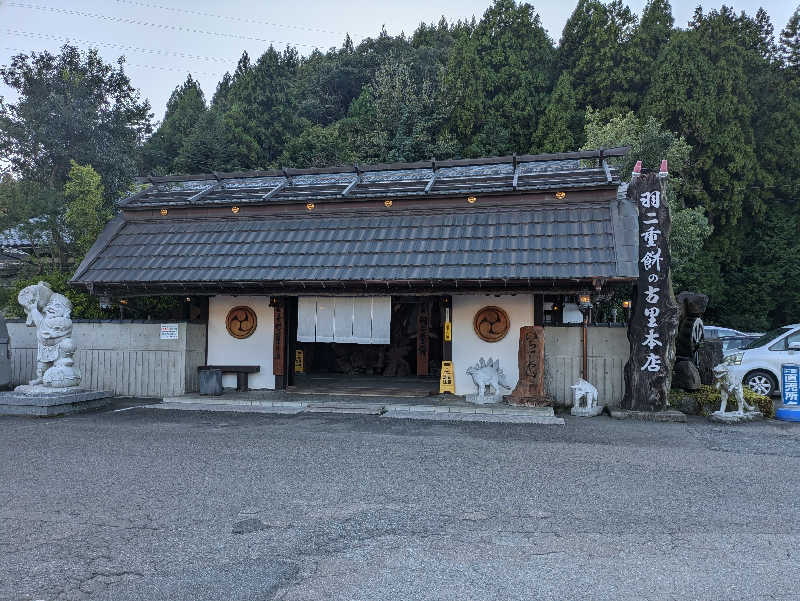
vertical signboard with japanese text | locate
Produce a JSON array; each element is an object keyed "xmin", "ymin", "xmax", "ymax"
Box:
[
  {"xmin": 622, "ymin": 168, "xmax": 679, "ymax": 411},
  {"xmin": 782, "ymin": 364, "xmax": 799, "ymax": 405}
]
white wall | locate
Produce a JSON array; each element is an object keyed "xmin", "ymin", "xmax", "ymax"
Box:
[
  {"xmin": 8, "ymin": 321, "xmax": 206, "ymax": 397},
  {"xmin": 208, "ymin": 295, "xmax": 274, "ymax": 389},
  {"xmin": 451, "ymin": 294, "xmax": 535, "ymax": 396}
]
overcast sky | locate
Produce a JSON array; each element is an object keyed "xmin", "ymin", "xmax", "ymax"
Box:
[{"xmin": 0, "ymin": 0, "xmax": 796, "ymax": 122}]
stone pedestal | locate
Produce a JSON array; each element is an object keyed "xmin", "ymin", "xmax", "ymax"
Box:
[
  {"xmin": 0, "ymin": 389, "xmax": 113, "ymax": 416},
  {"xmin": 709, "ymin": 410, "xmax": 763, "ymax": 424},
  {"xmin": 0, "ymin": 315, "xmax": 10, "ymax": 390},
  {"xmin": 571, "ymin": 404, "xmax": 605, "ymax": 417},
  {"xmin": 506, "ymin": 326, "xmax": 550, "ymax": 406},
  {"xmin": 465, "ymin": 392, "xmax": 502, "ymax": 405}
]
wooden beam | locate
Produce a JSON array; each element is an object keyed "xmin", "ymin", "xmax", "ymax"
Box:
[
  {"xmin": 263, "ymin": 179, "xmax": 287, "ymax": 200},
  {"xmin": 187, "ymin": 182, "xmax": 221, "ymax": 203},
  {"xmin": 424, "ymin": 171, "xmax": 438, "ymax": 193},
  {"xmin": 602, "ymin": 160, "xmax": 613, "ymax": 183},
  {"xmin": 340, "ymin": 177, "xmax": 360, "ymax": 197}
]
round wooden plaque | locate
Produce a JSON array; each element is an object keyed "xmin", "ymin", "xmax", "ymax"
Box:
[
  {"xmin": 226, "ymin": 306, "xmax": 257, "ymax": 339},
  {"xmin": 473, "ymin": 306, "xmax": 510, "ymax": 342}
]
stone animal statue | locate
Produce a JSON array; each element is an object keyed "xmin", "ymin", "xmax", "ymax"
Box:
[
  {"xmin": 713, "ymin": 363, "xmax": 756, "ymax": 415},
  {"xmin": 466, "ymin": 357, "xmax": 511, "ymax": 403},
  {"xmin": 570, "ymin": 378, "xmax": 599, "ymax": 409},
  {"xmin": 16, "ymin": 281, "xmax": 81, "ymax": 391}
]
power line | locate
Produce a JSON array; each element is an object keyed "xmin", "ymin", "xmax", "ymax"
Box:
[
  {"xmin": 6, "ymin": 2, "xmax": 334, "ymax": 50},
  {"xmin": 111, "ymin": 0, "xmax": 357, "ymax": 38},
  {"xmin": 5, "ymin": 29, "xmax": 238, "ymax": 64},
  {"xmin": 2, "ymin": 47, "xmax": 225, "ymax": 76}
]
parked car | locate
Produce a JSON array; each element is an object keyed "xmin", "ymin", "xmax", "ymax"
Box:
[
  {"xmin": 725, "ymin": 325, "xmax": 800, "ymax": 396},
  {"xmin": 719, "ymin": 334, "xmax": 762, "ymax": 356},
  {"xmin": 704, "ymin": 325, "xmax": 762, "ymax": 340}
]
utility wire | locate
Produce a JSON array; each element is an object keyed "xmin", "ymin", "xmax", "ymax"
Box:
[
  {"xmin": 2, "ymin": 47, "xmax": 225, "ymax": 76},
  {"xmin": 4, "ymin": 29, "xmax": 238, "ymax": 64},
  {"xmin": 111, "ymin": 0, "xmax": 357, "ymax": 38},
  {"xmin": 6, "ymin": 3, "xmax": 333, "ymax": 50}
]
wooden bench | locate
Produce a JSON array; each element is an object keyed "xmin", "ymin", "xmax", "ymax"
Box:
[{"xmin": 198, "ymin": 365, "xmax": 260, "ymax": 392}]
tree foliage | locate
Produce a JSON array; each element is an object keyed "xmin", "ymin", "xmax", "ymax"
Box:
[
  {"xmin": 0, "ymin": 45, "xmax": 152, "ymax": 203},
  {"xmin": 64, "ymin": 161, "xmax": 111, "ymax": 257},
  {"xmin": 141, "ymin": 75, "xmax": 206, "ymax": 176},
  {"xmin": 2, "ymin": 1, "xmax": 799, "ymax": 331},
  {"xmin": 441, "ymin": 0, "xmax": 555, "ymax": 156},
  {"xmin": 582, "ymin": 110, "xmax": 712, "ymax": 295}
]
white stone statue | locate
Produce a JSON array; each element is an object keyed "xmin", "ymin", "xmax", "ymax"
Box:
[
  {"xmin": 711, "ymin": 363, "xmax": 760, "ymax": 421},
  {"xmin": 570, "ymin": 378, "xmax": 603, "ymax": 416},
  {"xmin": 466, "ymin": 357, "xmax": 511, "ymax": 404},
  {"xmin": 15, "ymin": 281, "xmax": 81, "ymax": 393}
]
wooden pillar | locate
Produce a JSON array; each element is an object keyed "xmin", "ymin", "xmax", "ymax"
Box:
[
  {"xmin": 534, "ymin": 294, "xmax": 544, "ymax": 326},
  {"xmin": 416, "ymin": 300, "xmax": 431, "ymax": 376},
  {"xmin": 273, "ymin": 298, "xmax": 286, "ymax": 389},
  {"xmin": 442, "ymin": 296, "xmax": 452, "ymax": 361},
  {"xmin": 438, "ymin": 295, "xmax": 455, "ymax": 394}
]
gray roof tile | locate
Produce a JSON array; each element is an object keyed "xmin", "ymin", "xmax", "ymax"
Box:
[{"xmin": 73, "ymin": 201, "xmax": 638, "ymax": 287}]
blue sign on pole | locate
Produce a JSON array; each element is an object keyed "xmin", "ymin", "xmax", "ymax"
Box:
[{"xmin": 781, "ymin": 364, "xmax": 800, "ymax": 405}]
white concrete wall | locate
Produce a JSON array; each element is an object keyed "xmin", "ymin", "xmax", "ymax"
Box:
[
  {"xmin": 8, "ymin": 321, "xmax": 206, "ymax": 397},
  {"xmin": 450, "ymin": 293, "xmax": 629, "ymax": 405},
  {"xmin": 207, "ymin": 295, "xmax": 274, "ymax": 389},
  {"xmin": 543, "ymin": 326, "xmax": 629, "ymax": 406},
  {"xmin": 452, "ymin": 294, "xmax": 535, "ymax": 396}
]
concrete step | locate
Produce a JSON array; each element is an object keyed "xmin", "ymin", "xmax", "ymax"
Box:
[
  {"xmin": 304, "ymin": 405, "xmax": 385, "ymax": 415},
  {"xmin": 384, "ymin": 404, "xmax": 555, "ymax": 417},
  {"xmin": 383, "ymin": 410, "xmax": 565, "ymax": 425},
  {"xmin": 147, "ymin": 402, "xmax": 304, "ymax": 415}
]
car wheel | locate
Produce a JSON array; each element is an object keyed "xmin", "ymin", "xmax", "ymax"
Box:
[{"xmin": 744, "ymin": 370, "xmax": 777, "ymax": 396}]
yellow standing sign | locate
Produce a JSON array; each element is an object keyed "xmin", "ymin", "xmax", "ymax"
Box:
[{"xmin": 439, "ymin": 361, "xmax": 455, "ymax": 394}]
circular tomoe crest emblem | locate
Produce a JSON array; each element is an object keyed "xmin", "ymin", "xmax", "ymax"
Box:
[
  {"xmin": 226, "ymin": 306, "xmax": 257, "ymax": 339},
  {"xmin": 473, "ymin": 306, "xmax": 510, "ymax": 342}
]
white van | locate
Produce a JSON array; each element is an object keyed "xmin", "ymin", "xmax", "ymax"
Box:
[{"xmin": 725, "ymin": 325, "xmax": 800, "ymax": 396}]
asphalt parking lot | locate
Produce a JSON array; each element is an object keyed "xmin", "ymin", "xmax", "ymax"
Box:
[{"xmin": 2, "ymin": 401, "xmax": 799, "ymax": 601}]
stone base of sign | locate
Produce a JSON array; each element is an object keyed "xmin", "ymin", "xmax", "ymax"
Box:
[
  {"xmin": 609, "ymin": 408, "xmax": 687, "ymax": 423},
  {"xmin": 571, "ymin": 404, "xmax": 605, "ymax": 417},
  {"xmin": 0, "ymin": 389, "xmax": 113, "ymax": 416},
  {"xmin": 504, "ymin": 394, "xmax": 553, "ymax": 407},
  {"xmin": 466, "ymin": 393, "xmax": 503, "ymax": 405},
  {"xmin": 709, "ymin": 410, "xmax": 763, "ymax": 424}
]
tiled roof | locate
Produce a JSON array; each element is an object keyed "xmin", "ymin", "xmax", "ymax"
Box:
[
  {"xmin": 72, "ymin": 149, "xmax": 638, "ymax": 291},
  {"xmin": 121, "ymin": 149, "xmax": 628, "ymax": 209},
  {"xmin": 72, "ymin": 203, "xmax": 638, "ymax": 289}
]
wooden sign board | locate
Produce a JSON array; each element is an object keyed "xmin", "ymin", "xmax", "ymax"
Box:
[{"xmin": 622, "ymin": 171, "xmax": 679, "ymax": 411}]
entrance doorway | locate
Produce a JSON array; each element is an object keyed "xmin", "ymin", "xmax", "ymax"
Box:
[{"xmin": 288, "ymin": 297, "xmax": 445, "ymax": 396}]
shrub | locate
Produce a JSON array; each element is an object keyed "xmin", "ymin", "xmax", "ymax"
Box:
[{"xmin": 669, "ymin": 384, "xmax": 774, "ymax": 418}]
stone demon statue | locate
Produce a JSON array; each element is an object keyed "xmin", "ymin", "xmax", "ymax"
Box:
[
  {"xmin": 712, "ymin": 363, "xmax": 756, "ymax": 416},
  {"xmin": 16, "ymin": 281, "xmax": 81, "ymax": 391}
]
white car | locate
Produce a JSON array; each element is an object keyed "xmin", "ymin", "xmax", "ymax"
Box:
[{"xmin": 725, "ymin": 324, "xmax": 800, "ymax": 396}]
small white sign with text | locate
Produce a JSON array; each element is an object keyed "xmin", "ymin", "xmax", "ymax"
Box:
[{"xmin": 160, "ymin": 323, "xmax": 179, "ymax": 340}]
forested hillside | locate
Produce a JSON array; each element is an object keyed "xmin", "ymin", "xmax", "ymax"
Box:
[{"xmin": 2, "ymin": 0, "xmax": 799, "ymax": 330}]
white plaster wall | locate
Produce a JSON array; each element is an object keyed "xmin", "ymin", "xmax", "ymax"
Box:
[
  {"xmin": 207, "ymin": 295, "xmax": 274, "ymax": 389},
  {"xmin": 8, "ymin": 321, "xmax": 207, "ymax": 397},
  {"xmin": 451, "ymin": 294, "xmax": 535, "ymax": 396}
]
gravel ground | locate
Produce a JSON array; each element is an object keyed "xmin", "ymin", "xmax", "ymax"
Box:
[{"xmin": 1, "ymin": 400, "xmax": 799, "ymax": 601}]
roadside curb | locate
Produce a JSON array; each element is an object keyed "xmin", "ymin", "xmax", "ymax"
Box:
[{"xmin": 146, "ymin": 398, "xmax": 564, "ymax": 424}]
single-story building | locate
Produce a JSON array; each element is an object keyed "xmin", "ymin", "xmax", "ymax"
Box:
[{"xmin": 70, "ymin": 148, "xmax": 638, "ymax": 401}]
